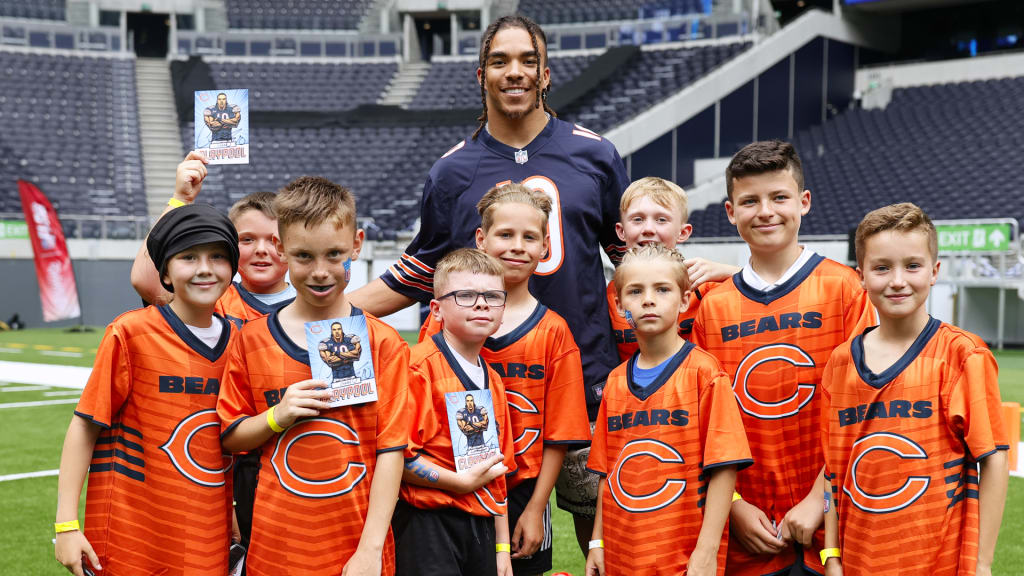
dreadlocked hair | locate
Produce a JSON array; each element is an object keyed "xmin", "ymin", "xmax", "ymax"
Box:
[{"xmin": 472, "ymin": 14, "xmax": 557, "ymax": 140}]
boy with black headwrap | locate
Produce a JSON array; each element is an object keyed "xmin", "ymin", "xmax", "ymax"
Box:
[{"xmin": 55, "ymin": 203, "xmax": 240, "ymax": 576}]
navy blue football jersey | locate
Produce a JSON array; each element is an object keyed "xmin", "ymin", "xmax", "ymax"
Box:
[
  {"xmin": 205, "ymin": 104, "xmax": 239, "ymax": 142},
  {"xmin": 318, "ymin": 334, "xmax": 358, "ymax": 379},
  {"xmin": 382, "ymin": 118, "xmax": 628, "ymax": 418}
]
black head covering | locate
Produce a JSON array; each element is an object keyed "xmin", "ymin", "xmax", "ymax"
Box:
[{"xmin": 147, "ymin": 203, "xmax": 239, "ymax": 293}]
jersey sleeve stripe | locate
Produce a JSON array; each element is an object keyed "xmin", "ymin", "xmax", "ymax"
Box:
[
  {"xmin": 403, "ymin": 254, "xmax": 435, "ymax": 274},
  {"xmin": 395, "ymin": 260, "xmax": 433, "ymax": 284},
  {"xmin": 702, "ymin": 458, "xmax": 755, "ymax": 472},
  {"xmin": 584, "ymin": 466, "xmax": 607, "ymax": 478},
  {"xmin": 74, "ymin": 410, "xmax": 111, "ymax": 429},
  {"xmin": 386, "ymin": 264, "xmax": 434, "ymax": 294},
  {"xmin": 376, "ymin": 443, "xmax": 408, "ymax": 455},
  {"xmin": 220, "ymin": 415, "xmax": 249, "ymax": 441}
]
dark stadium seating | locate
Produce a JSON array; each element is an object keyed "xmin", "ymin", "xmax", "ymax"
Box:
[
  {"xmin": 688, "ymin": 76, "xmax": 1024, "ymax": 237},
  {"xmin": 208, "ymin": 60, "xmax": 398, "ymax": 111},
  {"xmin": 225, "ymin": 0, "xmax": 374, "ymax": 30},
  {"xmin": 518, "ymin": 0, "xmax": 708, "ymax": 25},
  {"xmin": 563, "ymin": 41, "xmax": 750, "ymax": 133},
  {"xmin": 0, "ymin": 52, "xmax": 146, "ymax": 237},
  {"xmin": 182, "ymin": 122, "xmax": 474, "ymax": 238},
  {"xmin": 0, "ymin": 0, "xmax": 65, "ymax": 21},
  {"xmin": 408, "ymin": 53, "xmax": 598, "ymax": 111}
]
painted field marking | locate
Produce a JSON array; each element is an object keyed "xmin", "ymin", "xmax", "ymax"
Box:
[
  {"xmin": 0, "ymin": 348, "xmax": 24, "ymax": 354},
  {"xmin": 0, "ymin": 469, "xmax": 58, "ymax": 482},
  {"xmin": 40, "ymin": 350, "xmax": 84, "ymax": 358},
  {"xmin": 0, "ymin": 398, "xmax": 79, "ymax": 409},
  {"xmin": 44, "ymin": 390, "xmax": 82, "ymax": 397},
  {"xmin": 1, "ymin": 386, "xmax": 49, "ymax": 393}
]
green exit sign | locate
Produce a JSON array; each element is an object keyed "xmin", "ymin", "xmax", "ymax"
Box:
[
  {"xmin": 934, "ymin": 220, "xmax": 1016, "ymax": 254},
  {"xmin": 0, "ymin": 220, "xmax": 28, "ymax": 239}
]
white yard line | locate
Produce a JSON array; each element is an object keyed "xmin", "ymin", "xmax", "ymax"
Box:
[
  {"xmin": 0, "ymin": 398, "xmax": 79, "ymax": 409},
  {"xmin": 44, "ymin": 390, "xmax": 82, "ymax": 397},
  {"xmin": 0, "ymin": 469, "xmax": 59, "ymax": 482},
  {"xmin": 1, "ymin": 385, "xmax": 49, "ymax": 393},
  {"xmin": 0, "ymin": 361, "xmax": 90, "ymax": 389}
]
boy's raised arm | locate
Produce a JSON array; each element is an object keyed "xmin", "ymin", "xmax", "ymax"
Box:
[{"xmin": 130, "ymin": 151, "xmax": 209, "ymax": 306}]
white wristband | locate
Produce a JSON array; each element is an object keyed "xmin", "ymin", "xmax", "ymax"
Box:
[{"xmin": 589, "ymin": 539, "xmax": 604, "ymax": 550}]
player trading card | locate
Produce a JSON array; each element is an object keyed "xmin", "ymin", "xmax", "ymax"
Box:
[
  {"xmin": 304, "ymin": 316, "xmax": 378, "ymax": 407},
  {"xmin": 445, "ymin": 389, "xmax": 502, "ymax": 473},
  {"xmin": 194, "ymin": 88, "xmax": 249, "ymax": 164}
]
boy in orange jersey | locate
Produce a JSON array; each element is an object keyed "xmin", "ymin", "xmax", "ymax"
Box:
[
  {"xmin": 586, "ymin": 244, "xmax": 751, "ymax": 576},
  {"xmin": 419, "ymin": 184, "xmax": 591, "ymax": 575},
  {"xmin": 692, "ymin": 140, "xmax": 875, "ymax": 576},
  {"xmin": 131, "ymin": 151, "xmax": 294, "ymax": 322},
  {"xmin": 820, "ymin": 203, "xmax": 1007, "ymax": 576},
  {"xmin": 398, "ymin": 248, "xmax": 519, "ymax": 576},
  {"xmin": 55, "ymin": 203, "xmax": 240, "ymax": 576},
  {"xmin": 216, "ymin": 176, "xmax": 410, "ymax": 576},
  {"xmin": 608, "ymin": 176, "xmax": 739, "ymax": 361}
]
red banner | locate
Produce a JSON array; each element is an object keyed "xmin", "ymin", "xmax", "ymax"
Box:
[{"xmin": 18, "ymin": 180, "xmax": 81, "ymax": 322}]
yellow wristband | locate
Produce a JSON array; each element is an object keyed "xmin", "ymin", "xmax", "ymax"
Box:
[
  {"xmin": 588, "ymin": 539, "xmax": 604, "ymax": 550},
  {"xmin": 167, "ymin": 197, "xmax": 186, "ymax": 208},
  {"xmin": 732, "ymin": 491, "xmax": 743, "ymax": 502},
  {"xmin": 266, "ymin": 406, "xmax": 285, "ymax": 433},
  {"xmin": 55, "ymin": 520, "xmax": 80, "ymax": 534},
  {"xmin": 495, "ymin": 543, "xmax": 511, "ymax": 553},
  {"xmin": 819, "ymin": 548, "xmax": 840, "ymax": 565}
]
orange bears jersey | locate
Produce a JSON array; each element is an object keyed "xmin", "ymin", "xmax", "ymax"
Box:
[
  {"xmin": 587, "ymin": 341, "xmax": 752, "ymax": 576},
  {"xmin": 402, "ymin": 333, "xmax": 518, "ymax": 516},
  {"xmin": 821, "ymin": 318, "xmax": 1007, "ymax": 576},
  {"xmin": 214, "ymin": 281, "xmax": 293, "ymax": 328},
  {"xmin": 419, "ymin": 304, "xmax": 591, "ymax": 487},
  {"xmin": 607, "ymin": 279, "xmax": 717, "ymax": 362},
  {"xmin": 75, "ymin": 305, "xmax": 234, "ymax": 576},
  {"xmin": 217, "ymin": 308, "xmax": 410, "ymax": 576},
  {"xmin": 692, "ymin": 254, "xmax": 875, "ymax": 576}
]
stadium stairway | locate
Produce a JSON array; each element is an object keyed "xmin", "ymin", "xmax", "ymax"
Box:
[
  {"xmin": 136, "ymin": 58, "xmax": 184, "ymax": 219},
  {"xmin": 378, "ymin": 61, "xmax": 431, "ymax": 107}
]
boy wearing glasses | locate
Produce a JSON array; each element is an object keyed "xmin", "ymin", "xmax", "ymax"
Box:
[
  {"xmin": 418, "ymin": 184, "xmax": 590, "ymax": 576},
  {"xmin": 396, "ymin": 248, "xmax": 519, "ymax": 576}
]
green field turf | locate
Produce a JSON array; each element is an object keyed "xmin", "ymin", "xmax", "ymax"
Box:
[{"xmin": 2, "ymin": 330, "xmax": 1022, "ymax": 575}]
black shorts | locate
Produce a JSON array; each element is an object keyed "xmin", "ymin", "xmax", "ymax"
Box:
[
  {"xmin": 232, "ymin": 451, "xmax": 260, "ymax": 548},
  {"xmin": 507, "ymin": 479, "xmax": 552, "ymax": 575},
  {"xmin": 392, "ymin": 500, "xmax": 497, "ymax": 576}
]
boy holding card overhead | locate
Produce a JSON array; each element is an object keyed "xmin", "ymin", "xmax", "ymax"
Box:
[{"xmin": 217, "ymin": 176, "xmax": 411, "ymax": 576}]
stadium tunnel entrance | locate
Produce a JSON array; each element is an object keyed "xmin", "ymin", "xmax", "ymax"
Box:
[{"xmin": 127, "ymin": 11, "xmax": 170, "ymax": 58}]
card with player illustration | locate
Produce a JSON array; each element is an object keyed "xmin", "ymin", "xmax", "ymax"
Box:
[
  {"xmin": 304, "ymin": 316, "xmax": 377, "ymax": 407},
  {"xmin": 445, "ymin": 389, "xmax": 502, "ymax": 473},
  {"xmin": 194, "ymin": 88, "xmax": 249, "ymax": 164}
]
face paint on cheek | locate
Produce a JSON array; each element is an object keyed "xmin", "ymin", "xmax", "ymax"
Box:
[
  {"xmin": 343, "ymin": 259, "xmax": 351, "ymax": 283},
  {"xmin": 624, "ymin": 310, "xmax": 637, "ymax": 329}
]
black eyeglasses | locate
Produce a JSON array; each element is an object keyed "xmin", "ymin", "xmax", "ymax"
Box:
[{"xmin": 437, "ymin": 289, "xmax": 507, "ymax": 307}]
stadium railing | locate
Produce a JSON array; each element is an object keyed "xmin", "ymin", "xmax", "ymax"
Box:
[
  {"xmin": 175, "ymin": 29, "xmax": 403, "ymax": 58},
  {"xmin": 0, "ymin": 212, "xmax": 150, "ymax": 241},
  {"xmin": 0, "ymin": 17, "xmax": 122, "ymax": 52}
]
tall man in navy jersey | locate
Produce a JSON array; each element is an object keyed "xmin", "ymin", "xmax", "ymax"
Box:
[{"xmin": 348, "ymin": 15, "xmax": 629, "ymax": 554}]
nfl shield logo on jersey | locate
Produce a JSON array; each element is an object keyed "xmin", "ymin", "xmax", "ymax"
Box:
[{"xmin": 515, "ymin": 149, "xmax": 528, "ymax": 164}]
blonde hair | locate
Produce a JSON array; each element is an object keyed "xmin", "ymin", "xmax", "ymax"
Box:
[
  {"xmin": 613, "ymin": 243, "xmax": 691, "ymax": 296},
  {"xmin": 273, "ymin": 176, "xmax": 356, "ymax": 235},
  {"xmin": 433, "ymin": 248, "xmax": 506, "ymax": 297},
  {"xmin": 477, "ymin": 182, "xmax": 552, "ymax": 234},
  {"xmin": 619, "ymin": 177, "xmax": 689, "ymax": 224},
  {"xmin": 228, "ymin": 191, "xmax": 277, "ymax": 224},
  {"xmin": 855, "ymin": 203, "xmax": 938, "ymax": 266}
]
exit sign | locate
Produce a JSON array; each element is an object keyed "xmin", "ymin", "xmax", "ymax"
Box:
[{"xmin": 934, "ymin": 220, "xmax": 1017, "ymax": 254}]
